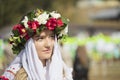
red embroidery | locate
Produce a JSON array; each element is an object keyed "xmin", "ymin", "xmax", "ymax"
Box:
[
  {"xmin": 6, "ymin": 70, "xmax": 15, "ymax": 76},
  {"xmin": 0, "ymin": 76, "xmax": 9, "ymax": 80}
]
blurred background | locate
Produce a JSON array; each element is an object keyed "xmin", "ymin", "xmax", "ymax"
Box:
[{"xmin": 0, "ymin": 0, "xmax": 120, "ymax": 80}]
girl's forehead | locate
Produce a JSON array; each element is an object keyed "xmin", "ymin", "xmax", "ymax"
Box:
[{"xmin": 39, "ymin": 29, "xmax": 54, "ymax": 36}]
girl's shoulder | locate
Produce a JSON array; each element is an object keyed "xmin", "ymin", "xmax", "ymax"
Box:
[{"xmin": 15, "ymin": 67, "xmax": 27, "ymax": 80}]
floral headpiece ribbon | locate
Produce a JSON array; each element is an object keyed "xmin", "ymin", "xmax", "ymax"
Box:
[{"xmin": 9, "ymin": 9, "xmax": 69, "ymax": 54}]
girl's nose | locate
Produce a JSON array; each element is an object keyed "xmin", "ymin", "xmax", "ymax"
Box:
[{"xmin": 44, "ymin": 37, "xmax": 51, "ymax": 48}]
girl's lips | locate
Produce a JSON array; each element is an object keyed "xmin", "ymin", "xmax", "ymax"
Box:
[{"xmin": 43, "ymin": 50, "xmax": 51, "ymax": 53}]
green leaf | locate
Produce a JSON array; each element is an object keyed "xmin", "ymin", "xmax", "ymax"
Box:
[
  {"xmin": 9, "ymin": 37, "xmax": 14, "ymax": 42},
  {"xmin": 61, "ymin": 17, "xmax": 69, "ymax": 24},
  {"xmin": 20, "ymin": 38, "xmax": 26, "ymax": 45},
  {"xmin": 27, "ymin": 28, "xmax": 34, "ymax": 36},
  {"xmin": 55, "ymin": 25, "xmax": 66, "ymax": 35},
  {"xmin": 12, "ymin": 30, "xmax": 20, "ymax": 37},
  {"xmin": 36, "ymin": 28, "xmax": 40, "ymax": 35},
  {"xmin": 27, "ymin": 11, "xmax": 36, "ymax": 20}
]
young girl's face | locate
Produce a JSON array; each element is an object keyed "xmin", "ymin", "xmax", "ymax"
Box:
[{"xmin": 33, "ymin": 29, "xmax": 55, "ymax": 60}]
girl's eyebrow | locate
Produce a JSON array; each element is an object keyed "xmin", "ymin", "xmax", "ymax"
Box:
[
  {"xmin": 49, "ymin": 32, "xmax": 55, "ymax": 35},
  {"xmin": 35, "ymin": 35, "xmax": 40, "ymax": 37},
  {"xmin": 49, "ymin": 34, "xmax": 54, "ymax": 36},
  {"xmin": 34, "ymin": 32, "xmax": 54, "ymax": 37}
]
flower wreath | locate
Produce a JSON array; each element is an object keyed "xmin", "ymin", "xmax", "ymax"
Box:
[{"xmin": 9, "ymin": 9, "xmax": 69, "ymax": 54}]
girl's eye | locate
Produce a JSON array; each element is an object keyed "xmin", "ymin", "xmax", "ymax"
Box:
[
  {"xmin": 35, "ymin": 36, "xmax": 44, "ymax": 41},
  {"xmin": 51, "ymin": 35, "xmax": 55, "ymax": 38},
  {"xmin": 39, "ymin": 37, "xmax": 44, "ymax": 39},
  {"xmin": 38, "ymin": 36, "xmax": 44, "ymax": 40},
  {"xmin": 50, "ymin": 35, "xmax": 55, "ymax": 39}
]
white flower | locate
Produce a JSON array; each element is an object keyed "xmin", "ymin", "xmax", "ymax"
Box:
[
  {"xmin": 59, "ymin": 25, "xmax": 68, "ymax": 37},
  {"xmin": 21, "ymin": 16, "xmax": 28, "ymax": 28},
  {"xmin": 34, "ymin": 12, "xmax": 49, "ymax": 24},
  {"xmin": 50, "ymin": 11, "xmax": 61, "ymax": 19}
]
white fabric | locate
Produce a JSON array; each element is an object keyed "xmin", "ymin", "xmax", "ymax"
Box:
[{"xmin": 3, "ymin": 38, "xmax": 73, "ymax": 80}]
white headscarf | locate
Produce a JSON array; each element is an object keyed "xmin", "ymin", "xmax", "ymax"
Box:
[{"xmin": 3, "ymin": 38, "xmax": 73, "ymax": 80}]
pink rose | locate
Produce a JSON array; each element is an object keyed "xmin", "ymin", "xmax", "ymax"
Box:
[
  {"xmin": 13, "ymin": 24, "xmax": 26, "ymax": 35},
  {"xmin": 57, "ymin": 19, "xmax": 63, "ymax": 27},
  {"xmin": 27, "ymin": 21, "xmax": 40, "ymax": 31},
  {"xmin": 46, "ymin": 18, "xmax": 57, "ymax": 30}
]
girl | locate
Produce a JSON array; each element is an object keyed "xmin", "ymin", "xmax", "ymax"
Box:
[{"xmin": 0, "ymin": 9, "xmax": 73, "ymax": 80}]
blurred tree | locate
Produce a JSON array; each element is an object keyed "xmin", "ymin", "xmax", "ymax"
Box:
[
  {"xmin": 51, "ymin": 0, "xmax": 78, "ymax": 21},
  {"xmin": 0, "ymin": 0, "xmax": 53, "ymax": 28},
  {"xmin": 0, "ymin": 0, "xmax": 78, "ymax": 28}
]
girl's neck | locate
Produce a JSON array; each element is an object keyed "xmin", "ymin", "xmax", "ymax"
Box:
[{"xmin": 41, "ymin": 59, "xmax": 46, "ymax": 67}]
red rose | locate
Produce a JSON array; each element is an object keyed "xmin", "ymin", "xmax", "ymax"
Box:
[
  {"xmin": 24, "ymin": 33, "xmax": 30, "ymax": 41},
  {"xmin": 46, "ymin": 18, "xmax": 57, "ymax": 30},
  {"xmin": 13, "ymin": 24, "xmax": 26, "ymax": 35},
  {"xmin": 27, "ymin": 21, "xmax": 40, "ymax": 31},
  {"xmin": 57, "ymin": 19, "xmax": 63, "ymax": 27}
]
